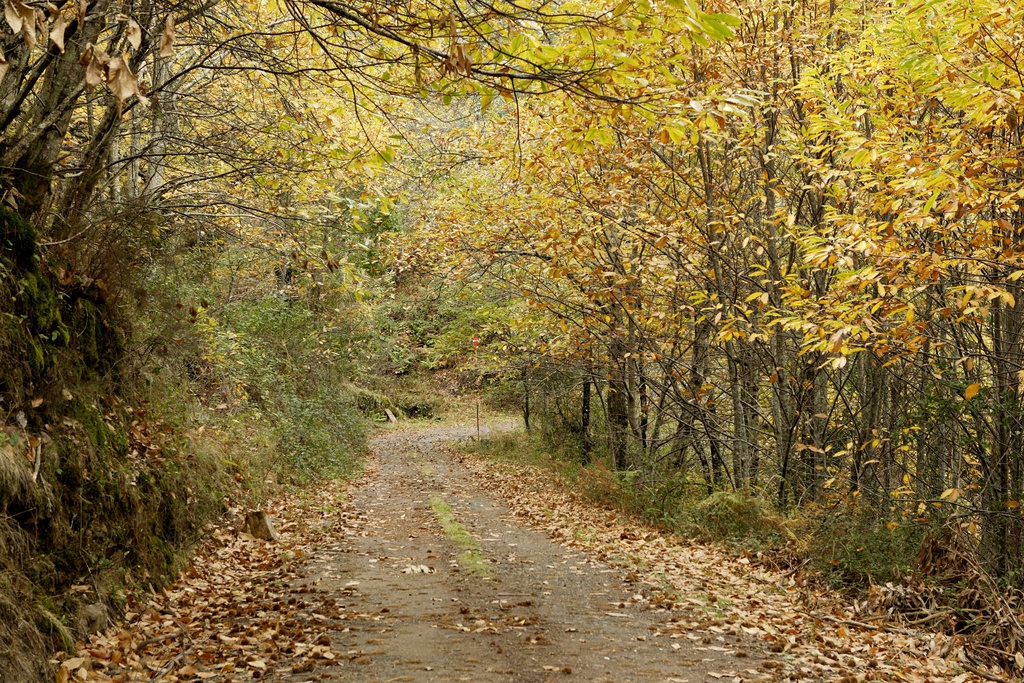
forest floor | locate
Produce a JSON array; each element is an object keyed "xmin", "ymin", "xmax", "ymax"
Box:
[{"xmin": 55, "ymin": 419, "xmax": 987, "ymax": 683}]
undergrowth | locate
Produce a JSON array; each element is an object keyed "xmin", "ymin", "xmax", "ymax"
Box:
[{"xmin": 463, "ymin": 428, "xmax": 925, "ymax": 590}]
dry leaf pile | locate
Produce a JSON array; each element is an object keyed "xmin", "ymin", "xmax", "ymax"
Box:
[
  {"xmin": 51, "ymin": 478, "xmax": 367, "ymax": 683},
  {"xmin": 454, "ymin": 450, "xmax": 1005, "ymax": 683},
  {"xmin": 861, "ymin": 522, "xmax": 1024, "ymax": 675}
]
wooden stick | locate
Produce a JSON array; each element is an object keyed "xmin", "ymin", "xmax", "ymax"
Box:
[
  {"xmin": 149, "ymin": 646, "xmax": 193, "ymax": 682},
  {"xmin": 135, "ymin": 630, "xmax": 184, "ymax": 653},
  {"xmin": 961, "ymin": 662, "xmax": 1010, "ymax": 683},
  {"xmin": 31, "ymin": 443, "xmax": 42, "ymax": 483},
  {"xmin": 805, "ymin": 612, "xmax": 917, "ymax": 636},
  {"xmin": 775, "ymin": 559, "xmax": 809, "ymax": 583},
  {"xmin": 904, "ymin": 610, "xmax": 954, "ymax": 626}
]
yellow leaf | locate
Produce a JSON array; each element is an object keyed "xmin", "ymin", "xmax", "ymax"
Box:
[
  {"xmin": 886, "ymin": 521, "xmax": 899, "ymax": 531},
  {"xmin": 964, "ymin": 382, "xmax": 980, "ymax": 400}
]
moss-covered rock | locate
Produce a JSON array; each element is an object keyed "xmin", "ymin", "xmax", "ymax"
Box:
[
  {"xmin": 17, "ymin": 273, "xmax": 67, "ymax": 343},
  {"xmin": 0, "ymin": 214, "xmax": 114, "ymax": 391},
  {"xmin": 4, "ymin": 272, "xmax": 70, "ymax": 381},
  {"xmin": 68, "ymin": 298, "xmax": 117, "ymax": 370}
]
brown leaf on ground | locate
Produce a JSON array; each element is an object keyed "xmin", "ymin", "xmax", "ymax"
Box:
[{"xmin": 455, "ymin": 446, "xmax": 997, "ymax": 683}]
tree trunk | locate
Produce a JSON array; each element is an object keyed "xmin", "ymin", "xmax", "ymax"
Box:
[
  {"xmin": 522, "ymin": 367, "xmax": 531, "ymax": 433},
  {"xmin": 607, "ymin": 338, "xmax": 629, "ymax": 470},
  {"xmin": 581, "ymin": 377, "xmax": 592, "ymax": 460}
]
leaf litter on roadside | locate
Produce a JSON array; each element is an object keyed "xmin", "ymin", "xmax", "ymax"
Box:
[
  {"xmin": 51, "ymin": 466, "xmax": 377, "ymax": 682},
  {"xmin": 454, "ymin": 448, "xmax": 997, "ymax": 683}
]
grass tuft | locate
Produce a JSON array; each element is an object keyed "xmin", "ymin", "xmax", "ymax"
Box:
[{"xmin": 429, "ymin": 497, "xmax": 491, "ymax": 578}]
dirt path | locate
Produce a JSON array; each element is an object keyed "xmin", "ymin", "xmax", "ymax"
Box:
[
  {"xmin": 62, "ymin": 420, "xmax": 981, "ymax": 683},
  {"xmin": 273, "ymin": 422, "xmax": 761, "ymax": 683}
]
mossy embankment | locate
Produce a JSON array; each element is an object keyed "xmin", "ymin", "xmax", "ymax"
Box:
[{"xmin": 0, "ymin": 206, "xmax": 234, "ymax": 680}]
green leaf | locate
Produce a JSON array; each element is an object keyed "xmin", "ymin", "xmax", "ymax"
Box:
[
  {"xmin": 705, "ymin": 12, "xmax": 741, "ymax": 26},
  {"xmin": 700, "ymin": 15, "xmax": 736, "ymax": 40}
]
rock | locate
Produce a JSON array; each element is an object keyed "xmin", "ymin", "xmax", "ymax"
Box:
[
  {"xmin": 245, "ymin": 510, "xmax": 280, "ymax": 542},
  {"xmin": 81, "ymin": 602, "xmax": 108, "ymax": 635}
]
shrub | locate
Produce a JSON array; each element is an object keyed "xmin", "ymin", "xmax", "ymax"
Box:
[
  {"xmin": 799, "ymin": 501, "xmax": 928, "ymax": 586},
  {"xmin": 691, "ymin": 491, "xmax": 788, "ymax": 544}
]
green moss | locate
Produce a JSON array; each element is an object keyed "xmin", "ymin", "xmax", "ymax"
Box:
[
  {"xmin": 70, "ymin": 402, "xmax": 109, "ymax": 452},
  {"xmin": 18, "ymin": 274, "xmax": 66, "ymax": 341},
  {"xmin": 69, "ymin": 299, "xmax": 114, "ymax": 369},
  {"xmin": 26, "ymin": 337, "xmax": 45, "ymax": 376},
  {"xmin": 5, "ymin": 272, "xmax": 70, "ymax": 381},
  {"xmin": 36, "ymin": 607, "xmax": 75, "ymax": 655},
  {"xmin": 0, "ymin": 208, "xmax": 36, "ymax": 272}
]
